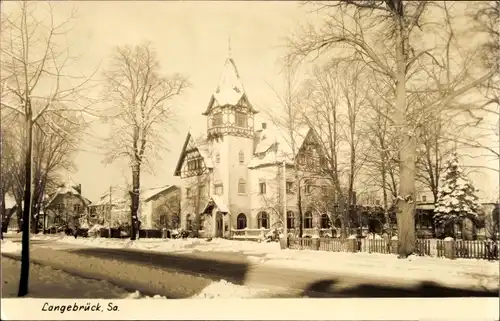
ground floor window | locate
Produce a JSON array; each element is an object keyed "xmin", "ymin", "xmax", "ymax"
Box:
[
  {"xmin": 237, "ymin": 213, "xmax": 247, "ymax": 229},
  {"xmin": 287, "ymin": 211, "xmax": 295, "ymax": 229},
  {"xmin": 186, "ymin": 214, "xmax": 192, "ymax": 230},
  {"xmin": 304, "ymin": 211, "xmax": 313, "ymax": 229},
  {"xmin": 257, "ymin": 211, "xmax": 269, "ymax": 229}
]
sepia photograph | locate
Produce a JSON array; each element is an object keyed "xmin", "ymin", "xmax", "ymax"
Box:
[{"xmin": 0, "ymin": 0, "xmax": 499, "ymax": 320}]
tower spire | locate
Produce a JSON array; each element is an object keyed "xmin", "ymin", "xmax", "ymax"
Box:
[{"xmin": 228, "ymin": 36, "xmax": 232, "ymax": 59}]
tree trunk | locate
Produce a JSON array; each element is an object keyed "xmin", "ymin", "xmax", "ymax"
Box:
[
  {"xmin": 0, "ymin": 193, "xmax": 5, "ymax": 239},
  {"xmin": 18, "ymin": 114, "xmax": 33, "ymax": 297},
  {"xmin": 394, "ymin": 15, "xmax": 416, "ymax": 258},
  {"xmin": 129, "ymin": 165, "xmax": 140, "ymax": 241},
  {"xmin": 297, "ymin": 178, "xmax": 303, "ymax": 237}
]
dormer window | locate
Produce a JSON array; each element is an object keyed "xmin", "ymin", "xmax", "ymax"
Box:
[
  {"xmin": 212, "ymin": 113, "xmax": 223, "ymax": 127},
  {"xmin": 235, "ymin": 112, "xmax": 247, "ymax": 128}
]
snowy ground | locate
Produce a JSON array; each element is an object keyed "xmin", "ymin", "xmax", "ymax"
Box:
[
  {"xmin": 29, "ymin": 234, "xmax": 500, "ymax": 290},
  {"xmin": 1, "ymin": 239, "xmax": 271, "ymax": 299}
]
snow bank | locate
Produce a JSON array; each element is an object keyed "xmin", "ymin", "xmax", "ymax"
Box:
[
  {"xmin": 31, "ymin": 235, "xmax": 281, "ymax": 254},
  {"xmin": 126, "ymin": 280, "xmax": 269, "ymax": 299},
  {"xmin": 192, "ymin": 279, "xmax": 270, "ymax": 299},
  {"xmin": 1, "ymin": 240, "xmax": 21, "ymax": 254}
]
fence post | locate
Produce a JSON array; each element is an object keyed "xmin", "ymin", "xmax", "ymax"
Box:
[
  {"xmin": 444, "ymin": 237, "xmax": 456, "ymax": 260},
  {"xmin": 390, "ymin": 236, "xmax": 398, "ymax": 254},
  {"xmin": 347, "ymin": 235, "xmax": 357, "ymax": 253}
]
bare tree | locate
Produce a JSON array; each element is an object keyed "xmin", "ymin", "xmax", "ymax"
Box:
[
  {"xmin": 266, "ymin": 57, "xmax": 308, "ymax": 237},
  {"xmin": 287, "ymin": 1, "xmax": 496, "ymax": 257},
  {"xmin": 101, "ymin": 42, "xmax": 188, "ymax": 240},
  {"xmin": 0, "ymin": 1, "xmax": 96, "ymax": 296}
]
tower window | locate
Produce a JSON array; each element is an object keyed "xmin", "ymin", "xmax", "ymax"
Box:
[
  {"xmin": 259, "ymin": 182, "xmax": 266, "ymax": 194},
  {"xmin": 214, "ymin": 182, "xmax": 223, "ymax": 196},
  {"xmin": 238, "ymin": 150, "xmax": 244, "ymax": 164},
  {"xmin": 238, "ymin": 178, "xmax": 246, "ymax": 194},
  {"xmin": 216, "ymin": 153, "xmax": 220, "ymax": 163},
  {"xmin": 212, "ymin": 113, "xmax": 223, "ymax": 127},
  {"xmin": 235, "ymin": 112, "xmax": 247, "ymax": 128}
]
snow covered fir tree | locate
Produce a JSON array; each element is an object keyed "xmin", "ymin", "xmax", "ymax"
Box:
[{"xmin": 433, "ymin": 152, "xmax": 482, "ymax": 239}]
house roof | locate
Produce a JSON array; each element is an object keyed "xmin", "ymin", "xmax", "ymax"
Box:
[
  {"xmin": 142, "ymin": 185, "xmax": 178, "ymax": 202},
  {"xmin": 174, "ymin": 131, "xmax": 214, "ymax": 176},
  {"xmin": 202, "ymin": 195, "xmax": 229, "ymax": 214},
  {"xmin": 248, "ymin": 125, "xmax": 311, "ymax": 168},
  {"xmin": 202, "ymin": 57, "xmax": 258, "ymax": 115},
  {"xmin": 46, "ymin": 184, "xmax": 90, "ymax": 208},
  {"xmin": 93, "ymin": 186, "xmax": 129, "ymax": 206}
]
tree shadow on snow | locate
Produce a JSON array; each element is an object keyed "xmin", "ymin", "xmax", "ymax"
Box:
[
  {"xmin": 300, "ymin": 279, "xmax": 499, "ymax": 298},
  {"xmin": 67, "ymin": 247, "xmax": 251, "ymax": 294}
]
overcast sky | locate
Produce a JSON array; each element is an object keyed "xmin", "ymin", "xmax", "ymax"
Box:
[
  {"xmin": 2, "ymin": 1, "xmax": 498, "ymax": 203},
  {"xmin": 14, "ymin": 1, "xmax": 316, "ymax": 202}
]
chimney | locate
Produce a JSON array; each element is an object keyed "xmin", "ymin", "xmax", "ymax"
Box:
[
  {"xmin": 74, "ymin": 184, "xmax": 82, "ymax": 194},
  {"xmin": 261, "ymin": 122, "xmax": 267, "ymax": 130}
]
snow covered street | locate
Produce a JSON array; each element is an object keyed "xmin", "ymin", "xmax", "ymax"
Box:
[
  {"xmin": 1, "ymin": 239, "xmax": 274, "ymax": 299},
  {"xmin": 26, "ymin": 234, "xmax": 500, "ymax": 292}
]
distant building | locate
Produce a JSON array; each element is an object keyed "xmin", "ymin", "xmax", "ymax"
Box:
[
  {"xmin": 140, "ymin": 185, "xmax": 180, "ymax": 230},
  {"xmin": 44, "ymin": 183, "xmax": 91, "ymax": 230}
]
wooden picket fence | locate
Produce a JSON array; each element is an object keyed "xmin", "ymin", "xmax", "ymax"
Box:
[
  {"xmin": 286, "ymin": 237, "xmax": 499, "ymax": 260},
  {"xmin": 455, "ymin": 240, "xmax": 499, "ymax": 260}
]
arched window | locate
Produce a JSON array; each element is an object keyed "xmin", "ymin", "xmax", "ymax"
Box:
[
  {"xmin": 239, "ymin": 150, "xmax": 245, "ymax": 164},
  {"xmin": 214, "ymin": 181, "xmax": 223, "ymax": 195},
  {"xmin": 321, "ymin": 214, "xmax": 330, "ymax": 229},
  {"xmin": 257, "ymin": 211, "xmax": 269, "ymax": 229},
  {"xmin": 304, "ymin": 211, "xmax": 313, "ymax": 229},
  {"xmin": 237, "ymin": 213, "xmax": 247, "ymax": 230},
  {"xmin": 287, "ymin": 211, "xmax": 295, "ymax": 229},
  {"xmin": 238, "ymin": 178, "xmax": 246, "ymax": 194},
  {"xmin": 186, "ymin": 214, "xmax": 192, "ymax": 230}
]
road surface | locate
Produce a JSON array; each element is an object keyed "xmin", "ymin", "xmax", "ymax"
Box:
[{"xmin": 4, "ymin": 236, "xmax": 499, "ymax": 298}]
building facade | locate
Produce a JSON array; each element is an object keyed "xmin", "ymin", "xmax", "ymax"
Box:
[{"xmin": 174, "ymin": 56, "xmax": 331, "ymax": 238}]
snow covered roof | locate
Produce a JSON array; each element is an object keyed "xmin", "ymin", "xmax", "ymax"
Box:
[
  {"xmin": 46, "ymin": 184, "xmax": 90, "ymax": 207},
  {"xmin": 93, "ymin": 186, "xmax": 129, "ymax": 206},
  {"xmin": 203, "ymin": 195, "xmax": 229, "ymax": 213},
  {"xmin": 248, "ymin": 125, "xmax": 311, "ymax": 168},
  {"xmin": 141, "ymin": 185, "xmax": 177, "ymax": 202},
  {"xmin": 174, "ymin": 131, "xmax": 214, "ymax": 176},
  {"xmin": 202, "ymin": 57, "xmax": 258, "ymax": 115},
  {"xmin": 5, "ymin": 194, "xmax": 16, "ymax": 209}
]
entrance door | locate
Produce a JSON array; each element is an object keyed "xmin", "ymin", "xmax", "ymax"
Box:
[{"xmin": 215, "ymin": 212, "xmax": 223, "ymax": 238}]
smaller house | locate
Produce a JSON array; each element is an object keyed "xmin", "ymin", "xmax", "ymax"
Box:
[
  {"xmin": 44, "ymin": 183, "xmax": 91, "ymax": 231},
  {"xmin": 140, "ymin": 185, "xmax": 180, "ymax": 230},
  {"xmin": 88, "ymin": 186, "xmax": 130, "ymax": 227}
]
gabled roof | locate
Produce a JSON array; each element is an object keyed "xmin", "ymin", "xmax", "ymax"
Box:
[
  {"xmin": 202, "ymin": 57, "xmax": 258, "ymax": 115},
  {"xmin": 46, "ymin": 184, "xmax": 90, "ymax": 208},
  {"xmin": 202, "ymin": 195, "xmax": 229, "ymax": 214},
  {"xmin": 174, "ymin": 131, "xmax": 214, "ymax": 176},
  {"xmin": 142, "ymin": 185, "xmax": 178, "ymax": 202},
  {"xmin": 248, "ymin": 125, "xmax": 311, "ymax": 168}
]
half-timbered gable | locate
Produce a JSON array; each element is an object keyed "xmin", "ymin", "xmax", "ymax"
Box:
[{"xmin": 174, "ymin": 132, "xmax": 213, "ymax": 179}]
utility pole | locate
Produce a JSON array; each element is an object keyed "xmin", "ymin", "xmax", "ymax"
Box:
[{"xmin": 108, "ymin": 186, "xmax": 112, "ymax": 235}]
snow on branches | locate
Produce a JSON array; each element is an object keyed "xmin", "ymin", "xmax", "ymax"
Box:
[{"xmin": 433, "ymin": 152, "xmax": 482, "ymax": 226}]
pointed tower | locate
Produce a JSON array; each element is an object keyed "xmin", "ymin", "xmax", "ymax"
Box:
[{"xmin": 202, "ymin": 54, "xmax": 258, "ymax": 230}]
